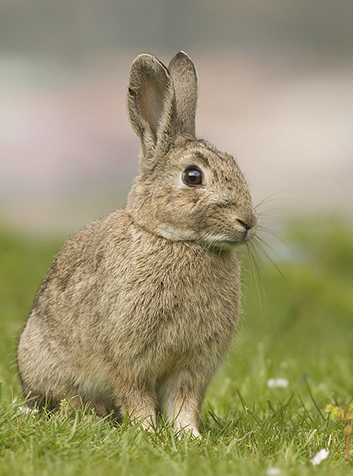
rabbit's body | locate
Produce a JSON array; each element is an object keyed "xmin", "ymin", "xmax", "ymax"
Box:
[
  {"xmin": 18, "ymin": 53, "xmax": 258, "ymax": 436},
  {"xmin": 19, "ymin": 208, "xmax": 240, "ymax": 425}
]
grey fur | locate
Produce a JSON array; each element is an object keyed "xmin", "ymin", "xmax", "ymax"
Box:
[{"xmin": 18, "ymin": 52, "xmax": 258, "ymax": 437}]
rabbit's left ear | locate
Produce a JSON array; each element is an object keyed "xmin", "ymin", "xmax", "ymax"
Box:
[
  {"xmin": 168, "ymin": 51, "xmax": 198, "ymax": 137},
  {"xmin": 128, "ymin": 54, "xmax": 177, "ymax": 162}
]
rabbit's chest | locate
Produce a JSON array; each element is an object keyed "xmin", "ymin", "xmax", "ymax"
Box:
[
  {"xmin": 118, "ymin": 268, "xmax": 241, "ymax": 367},
  {"xmin": 108, "ymin": 236, "xmax": 241, "ymax": 365}
]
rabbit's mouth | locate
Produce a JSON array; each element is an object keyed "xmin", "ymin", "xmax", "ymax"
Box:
[
  {"xmin": 155, "ymin": 215, "xmax": 258, "ymax": 249},
  {"xmin": 198, "ymin": 226, "xmax": 257, "ymax": 249},
  {"xmin": 200, "ymin": 214, "xmax": 258, "ymax": 248}
]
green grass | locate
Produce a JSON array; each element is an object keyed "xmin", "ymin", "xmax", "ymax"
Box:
[{"xmin": 0, "ymin": 217, "xmax": 352, "ymax": 475}]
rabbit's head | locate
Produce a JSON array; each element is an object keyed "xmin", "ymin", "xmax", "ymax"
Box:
[{"xmin": 126, "ymin": 52, "xmax": 258, "ymax": 249}]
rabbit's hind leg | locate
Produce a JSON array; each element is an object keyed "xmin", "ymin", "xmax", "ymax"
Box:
[
  {"xmin": 61, "ymin": 394, "xmax": 121, "ymax": 421},
  {"xmin": 24, "ymin": 391, "xmax": 60, "ymax": 413}
]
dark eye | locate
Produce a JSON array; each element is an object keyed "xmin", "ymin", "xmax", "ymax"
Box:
[{"xmin": 182, "ymin": 166, "xmax": 203, "ymax": 187}]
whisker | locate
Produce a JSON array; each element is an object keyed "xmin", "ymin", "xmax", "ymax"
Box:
[
  {"xmin": 248, "ymin": 241, "xmax": 265, "ymax": 281},
  {"xmin": 245, "ymin": 242, "xmax": 262, "ymax": 287},
  {"xmin": 254, "ymin": 235, "xmax": 285, "ymax": 268},
  {"xmin": 254, "ymin": 189, "xmax": 290, "ymax": 210},
  {"xmin": 257, "ymin": 224, "xmax": 300, "ymax": 261},
  {"xmin": 256, "ymin": 209, "xmax": 288, "ymax": 219},
  {"xmin": 255, "ymin": 190, "xmax": 305, "ymax": 211},
  {"xmin": 245, "ymin": 242, "xmax": 266, "ymax": 318},
  {"xmin": 249, "ymin": 241, "xmax": 281, "ymax": 338},
  {"xmin": 252, "ymin": 237, "xmax": 293, "ymax": 292}
]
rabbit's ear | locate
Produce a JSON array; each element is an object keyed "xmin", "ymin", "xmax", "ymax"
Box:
[
  {"xmin": 168, "ymin": 51, "xmax": 198, "ymax": 136},
  {"xmin": 128, "ymin": 54, "xmax": 176, "ymax": 163}
]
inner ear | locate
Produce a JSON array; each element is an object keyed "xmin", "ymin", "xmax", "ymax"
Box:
[
  {"xmin": 140, "ymin": 73, "xmax": 167, "ymax": 144},
  {"xmin": 128, "ymin": 53, "xmax": 176, "ymax": 160}
]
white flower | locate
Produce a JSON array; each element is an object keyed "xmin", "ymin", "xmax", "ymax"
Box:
[
  {"xmin": 310, "ymin": 449, "xmax": 329, "ymax": 465},
  {"xmin": 267, "ymin": 378, "xmax": 289, "ymax": 388},
  {"xmin": 266, "ymin": 467, "xmax": 282, "ymax": 476},
  {"xmin": 18, "ymin": 406, "xmax": 38, "ymax": 415}
]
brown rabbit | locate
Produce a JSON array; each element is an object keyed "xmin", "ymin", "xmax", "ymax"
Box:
[{"xmin": 17, "ymin": 51, "xmax": 258, "ymax": 437}]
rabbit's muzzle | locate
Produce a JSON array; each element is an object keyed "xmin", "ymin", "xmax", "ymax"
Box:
[{"xmin": 234, "ymin": 214, "xmax": 258, "ymax": 243}]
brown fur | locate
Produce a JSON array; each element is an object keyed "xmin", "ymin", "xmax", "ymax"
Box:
[{"xmin": 17, "ymin": 52, "xmax": 258, "ymax": 436}]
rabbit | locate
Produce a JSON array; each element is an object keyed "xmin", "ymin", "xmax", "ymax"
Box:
[{"xmin": 17, "ymin": 51, "xmax": 258, "ymax": 437}]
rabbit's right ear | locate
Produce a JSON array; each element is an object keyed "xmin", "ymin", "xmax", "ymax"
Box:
[
  {"xmin": 168, "ymin": 52, "xmax": 198, "ymax": 136},
  {"xmin": 127, "ymin": 54, "xmax": 176, "ymax": 168}
]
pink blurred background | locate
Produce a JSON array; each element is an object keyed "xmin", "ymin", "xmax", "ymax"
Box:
[{"xmin": 1, "ymin": 1, "xmax": 353, "ymax": 234}]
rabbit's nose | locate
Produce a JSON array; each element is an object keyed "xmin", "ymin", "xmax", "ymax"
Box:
[
  {"xmin": 235, "ymin": 213, "xmax": 258, "ymax": 242},
  {"xmin": 236, "ymin": 213, "xmax": 258, "ymax": 231},
  {"xmin": 236, "ymin": 218, "xmax": 251, "ymax": 231}
]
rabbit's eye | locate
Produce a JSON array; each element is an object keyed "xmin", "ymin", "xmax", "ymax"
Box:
[{"xmin": 182, "ymin": 167, "xmax": 203, "ymax": 187}]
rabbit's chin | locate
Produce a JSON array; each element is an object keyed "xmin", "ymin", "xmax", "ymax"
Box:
[
  {"xmin": 156, "ymin": 224, "xmax": 255, "ymax": 249},
  {"xmin": 199, "ymin": 231, "xmax": 254, "ymax": 250}
]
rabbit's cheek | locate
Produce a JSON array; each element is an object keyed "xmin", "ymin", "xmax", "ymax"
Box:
[{"xmin": 154, "ymin": 197, "xmax": 207, "ymax": 232}]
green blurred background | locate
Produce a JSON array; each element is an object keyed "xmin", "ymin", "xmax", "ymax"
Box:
[
  {"xmin": 0, "ymin": 1, "xmax": 352, "ymax": 404},
  {"xmin": 1, "ymin": 0, "xmax": 353, "ymax": 233}
]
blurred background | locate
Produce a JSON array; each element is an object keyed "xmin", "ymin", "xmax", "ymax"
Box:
[
  {"xmin": 0, "ymin": 0, "xmax": 353, "ymax": 411},
  {"xmin": 1, "ymin": 0, "xmax": 353, "ymax": 234}
]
